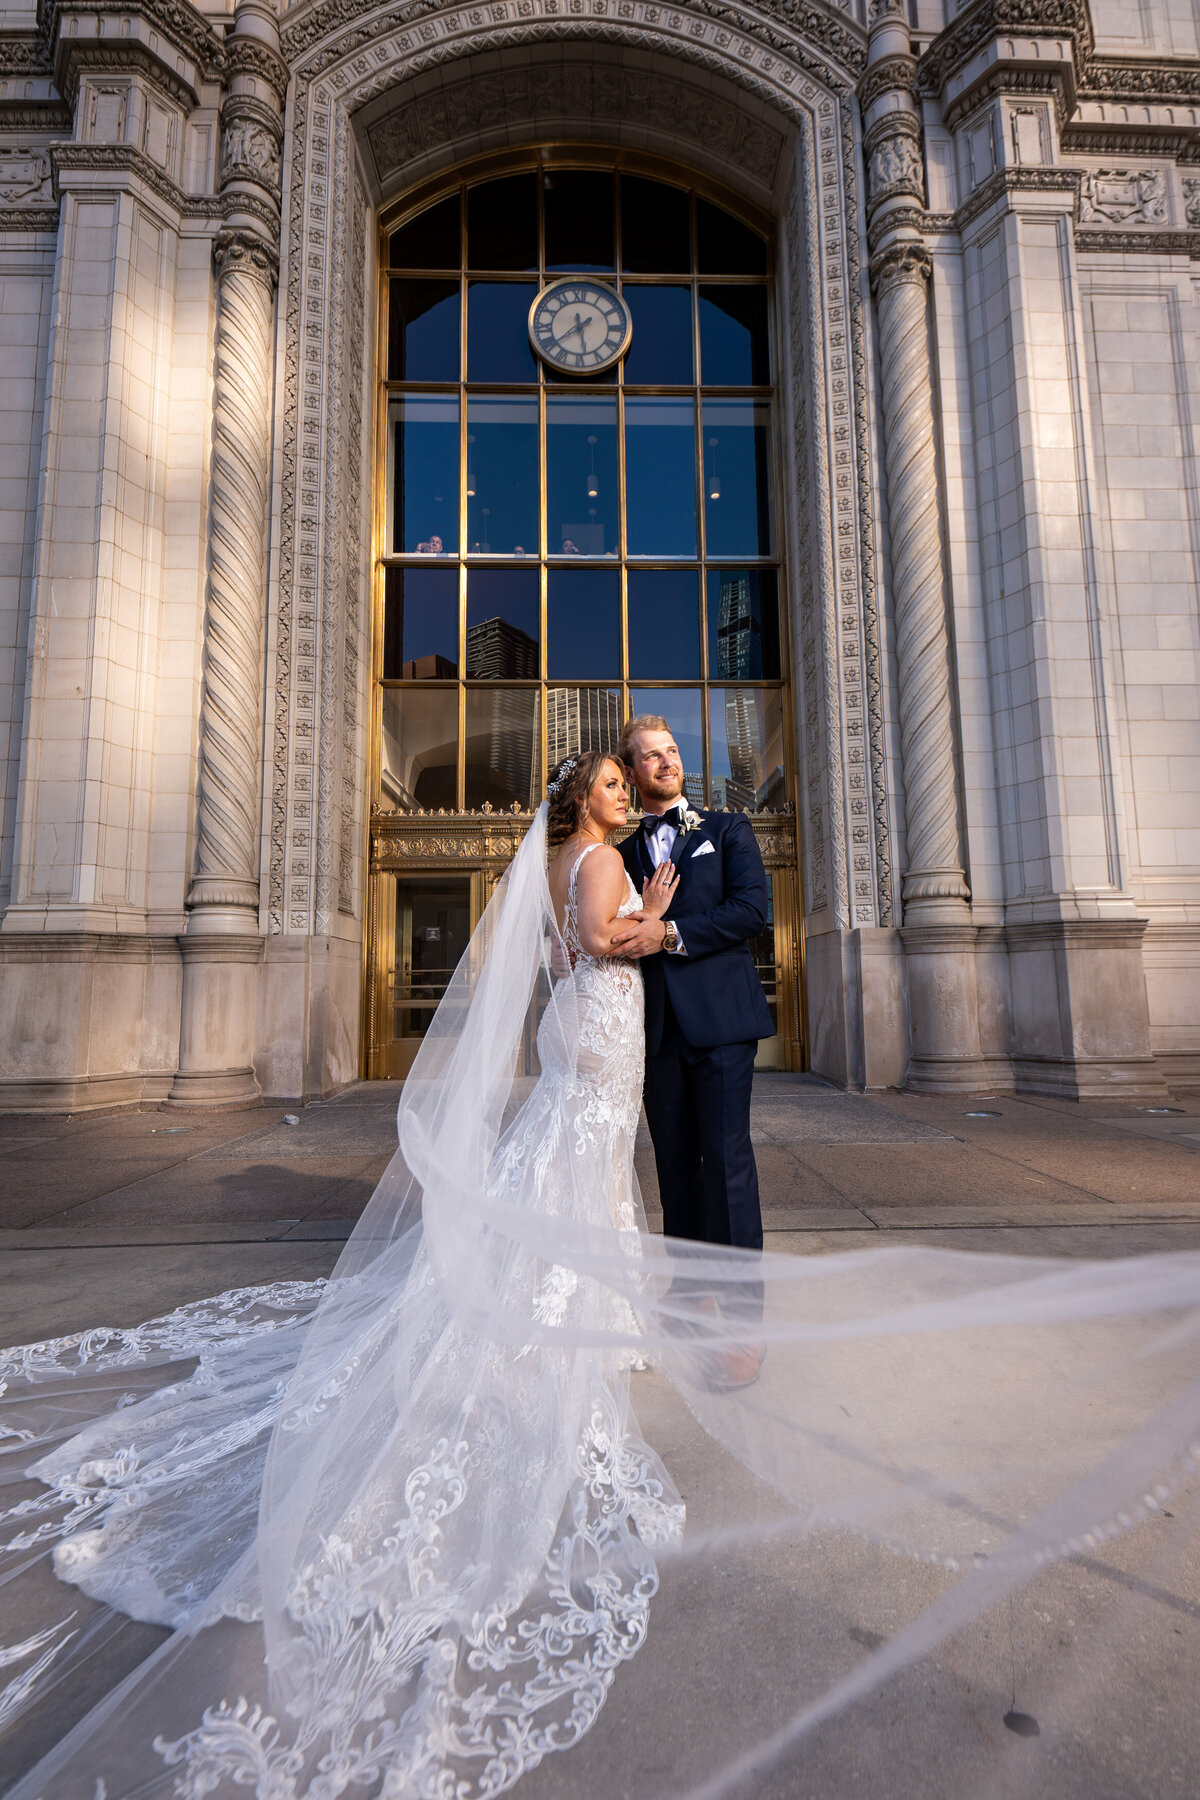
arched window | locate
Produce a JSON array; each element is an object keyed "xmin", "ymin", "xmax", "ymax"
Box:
[{"xmin": 377, "ymin": 160, "xmax": 787, "ymax": 819}]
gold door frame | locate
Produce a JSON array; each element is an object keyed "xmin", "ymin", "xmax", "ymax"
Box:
[
  {"xmin": 365, "ymin": 808, "xmax": 804, "ymax": 1078},
  {"xmin": 362, "ymin": 147, "xmax": 808, "ymax": 1079}
]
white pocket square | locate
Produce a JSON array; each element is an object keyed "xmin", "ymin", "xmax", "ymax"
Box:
[{"xmin": 690, "ymin": 839, "xmax": 716, "ymax": 857}]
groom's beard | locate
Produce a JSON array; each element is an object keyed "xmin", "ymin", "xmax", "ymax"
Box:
[{"xmin": 637, "ymin": 775, "xmax": 684, "ymax": 808}]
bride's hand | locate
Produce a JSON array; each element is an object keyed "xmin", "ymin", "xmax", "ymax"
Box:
[{"xmin": 640, "ymin": 862, "xmax": 679, "ymax": 919}]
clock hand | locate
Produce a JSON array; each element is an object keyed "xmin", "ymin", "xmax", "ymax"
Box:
[{"xmin": 563, "ymin": 310, "xmax": 594, "ymax": 348}]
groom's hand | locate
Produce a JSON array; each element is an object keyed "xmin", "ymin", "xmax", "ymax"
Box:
[{"xmin": 611, "ymin": 913, "xmax": 667, "ymax": 959}]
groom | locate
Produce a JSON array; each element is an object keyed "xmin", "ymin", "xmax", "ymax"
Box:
[{"xmin": 611, "ymin": 714, "xmax": 774, "ymax": 1256}]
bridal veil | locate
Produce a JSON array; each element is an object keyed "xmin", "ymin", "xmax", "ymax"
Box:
[{"xmin": 2, "ymin": 803, "xmax": 1199, "ymax": 1797}]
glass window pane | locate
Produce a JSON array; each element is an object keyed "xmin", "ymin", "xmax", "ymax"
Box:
[
  {"xmin": 698, "ymin": 286, "xmax": 769, "ymax": 386},
  {"xmin": 394, "ymin": 878, "xmax": 473, "ymax": 1041},
  {"xmin": 710, "ymin": 687, "xmax": 786, "ymax": 811},
  {"xmin": 380, "ymin": 689, "xmax": 458, "ymax": 812},
  {"xmin": 627, "ymin": 569, "xmax": 700, "ymax": 678},
  {"xmin": 466, "ymin": 395, "xmax": 538, "ymax": 557},
  {"xmin": 624, "ymin": 398, "xmax": 697, "ymax": 557},
  {"xmin": 389, "ymin": 396, "xmax": 458, "ymax": 555},
  {"xmin": 707, "ymin": 569, "xmax": 780, "ymax": 679},
  {"xmin": 697, "ymin": 199, "xmax": 767, "ymax": 275},
  {"xmin": 388, "ymin": 278, "xmax": 460, "ymax": 382},
  {"xmin": 545, "ymin": 170, "xmax": 614, "ymax": 272},
  {"xmin": 547, "ymin": 687, "xmax": 624, "ymax": 763},
  {"xmin": 465, "ymin": 687, "xmax": 541, "ymax": 811},
  {"xmin": 547, "ymin": 568, "xmax": 619, "ymax": 678},
  {"xmin": 467, "ymin": 281, "xmax": 538, "ymax": 383},
  {"xmin": 467, "ymin": 174, "xmax": 537, "ymax": 270},
  {"xmin": 703, "ymin": 399, "xmax": 772, "ymax": 557},
  {"xmin": 622, "ymin": 285, "xmax": 694, "ymax": 386},
  {"xmin": 621, "ymin": 176, "xmax": 690, "ymax": 274},
  {"xmin": 626, "ymin": 688, "xmax": 704, "ymax": 809},
  {"xmin": 383, "ymin": 567, "xmax": 458, "ymax": 678},
  {"xmin": 390, "ymin": 194, "xmax": 461, "ymax": 271},
  {"xmin": 546, "ymin": 394, "xmax": 619, "ymax": 557},
  {"xmin": 466, "ymin": 568, "xmax": 540, "ymax": 678}
]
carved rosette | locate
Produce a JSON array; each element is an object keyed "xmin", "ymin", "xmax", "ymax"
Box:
[{"xmin": 871, "ymin": 242, "xmax": 969, "ymax": 914}]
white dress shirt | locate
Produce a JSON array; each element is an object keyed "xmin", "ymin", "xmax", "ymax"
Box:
[{"xmin": 643, "ymin": 810, "xmax": 688, "ymax": 954}]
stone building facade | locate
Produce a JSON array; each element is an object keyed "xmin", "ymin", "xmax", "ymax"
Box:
[{"xmin": 1, "ymin": 0, "xmax": 1198, "ymax": 1110}]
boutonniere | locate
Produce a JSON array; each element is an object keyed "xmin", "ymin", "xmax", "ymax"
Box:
[{"xmin": 679, "ymin": 808, "xmax": 704, "ymax": 835}]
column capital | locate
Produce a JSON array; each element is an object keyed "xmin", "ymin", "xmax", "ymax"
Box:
[
  {"xmin": 214, "ymin": 224, "xmax": 279, "ymax": 289},
  {"xmin": 869, "ymin": 238, "xmax": 932, "ymax": 294}
]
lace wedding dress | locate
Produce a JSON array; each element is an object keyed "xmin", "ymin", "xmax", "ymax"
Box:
[{"xmin": 3, "ymin": 806, "xmax": 1200, "ymax": 1800}]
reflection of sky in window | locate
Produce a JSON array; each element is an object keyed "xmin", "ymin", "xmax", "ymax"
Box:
[
  {"xmin": 703, "ymin": 400, "xmax": 772, "ymax": 558},
  {"xmin": 622, "ymin": 286, "xmax": 693, "ymax": 384},
  {"xmin": 389, "ymin": 279, "xmax": 460, "ymax": 381},
  {"xmin": 467, "ymin": 282, "xmax": 538, "ymax": 382},
  {"xmin": 698, "ymin": 286, "xmax": 769, "ymax": 386},
  {"xmin": 384, "ymin": 567, "xmax": 458, "ymax": 677},
  {"xmin": 467, "ymin": 397, "xmax": 539, "ymax": 556},
  {"xmin": 625, "ymin": 399, "xmax": 697, "ymax": 557},
  {"xmin": 547, "ymin": 396, "xmax": 618, "ymax": 557},
  {"xmin": 627, "ymin": 570, "xmax": 700, "ymax": 678},
  {"xmin": 627, "ymin": 687, "xmax": 704, "ymax": 804},
  {"xmin": 391, "ymin": 397, "xmax": 458, "ymax": 554},
  {"xmin": 547, "ymin": 569, "xmax": 619, "ymax": 678}
]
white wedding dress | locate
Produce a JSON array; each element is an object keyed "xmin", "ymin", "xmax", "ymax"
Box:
[{"xmin": 3, "ymin": 806, "xmax": 1200, "ymax": 1800}]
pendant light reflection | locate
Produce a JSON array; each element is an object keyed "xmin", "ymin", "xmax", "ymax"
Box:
[
  {"xmin": 465, "ymin": 433, "xmax": 476, "ymax": 499},
  {"xmin": 707, "ymin": 436, "xmax": 721, "ymax": 501},
  {"xmin": 586, "ymin": 434, "xmax": 599, "ymax": 500}
]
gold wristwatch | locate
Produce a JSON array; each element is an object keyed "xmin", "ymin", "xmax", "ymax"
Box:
[{"xmin": 662, "ymin": 921, "xmax": 681, "ymax": 954}]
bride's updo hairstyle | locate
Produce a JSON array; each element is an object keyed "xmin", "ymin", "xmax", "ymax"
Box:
[{"xmin": 546, "ymin": 749, "xmax": 619, "ymax": 850}]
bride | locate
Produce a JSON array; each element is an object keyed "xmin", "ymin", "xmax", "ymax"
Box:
[{"xmin": 2, "ymin": 754, "xmax": 1200, "ymax": 1799}]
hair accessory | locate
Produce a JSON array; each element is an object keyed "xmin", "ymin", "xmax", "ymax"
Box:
[{"xmin": 546, "ymin": 757, "xmax": 578, "ymax": 798}]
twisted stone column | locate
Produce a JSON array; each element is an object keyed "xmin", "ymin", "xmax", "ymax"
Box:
[
  {"xmin": 871, "ymin": 242, "xmax": 970, "ymax": 919},
  {"xmin": 170, "ymin": 0, "xmax": 284, "ymax": 1108},
  {"xmin": 187, "ymin": 231, "xmax": 276, "ymax": 917}
]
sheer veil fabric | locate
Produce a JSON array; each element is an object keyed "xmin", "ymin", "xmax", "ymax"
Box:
[{"xmin": 2, "ymin": 804, "xmax": 1200, "ymax": 1798}]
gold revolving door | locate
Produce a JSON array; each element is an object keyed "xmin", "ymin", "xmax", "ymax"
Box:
[{"xmin": 365, "ymin": 152, "xmax": 806, "ymax": 1080}]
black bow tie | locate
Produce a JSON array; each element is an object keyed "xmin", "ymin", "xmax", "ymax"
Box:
[{"xmin": 645, "ymin": 808, "xmax": 683, "ymax": 836}]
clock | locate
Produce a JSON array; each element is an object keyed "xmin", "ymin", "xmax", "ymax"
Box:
[{"xmin": 528, "ymin": 279, "xmax": 632, "ymax": 375}]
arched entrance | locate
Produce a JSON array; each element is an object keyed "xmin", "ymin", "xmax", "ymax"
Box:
[{"xmin": 365, "ymin": 150, "xmax": 804, "ymax": 1076}]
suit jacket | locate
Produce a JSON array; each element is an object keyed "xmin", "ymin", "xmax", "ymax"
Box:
[{"xmin": 619, "ymin": 808, "xmax": 776, "ymax": 1054}]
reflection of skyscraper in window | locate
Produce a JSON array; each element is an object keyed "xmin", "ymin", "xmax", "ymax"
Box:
[
  {"xmin": 466, "ymin": 615, "xmax": 538, "ymax": 678},
  {"xmin": 547, "ymin": 687, "xmax": 622, "ymax": 766},
  {"xmin": 722, "ymin": 687, "xmax": 762, "ymax": 811},
  {"xmin": 683, "ymin": 772, "xmax": 705, "ymax": 808},
  {"xmin": 715, "ymin": 573, "xmax": 763, "ymax": 679}
]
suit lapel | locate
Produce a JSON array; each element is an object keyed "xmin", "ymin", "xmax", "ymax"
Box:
[
  {"xmin": 672, "ymin": 814, "xmax": 714, "ymax": 868},
  {"xmin": 635, "ymin": 822, "xmax": 655, "ymax": 882}
]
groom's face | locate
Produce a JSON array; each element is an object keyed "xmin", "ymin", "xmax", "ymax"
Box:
[{"xmin": 627, "ymin": 729, "xmax": 684, "ymax": 806}]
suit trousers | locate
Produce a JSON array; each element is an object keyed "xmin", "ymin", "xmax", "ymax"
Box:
[{"xmin": 643, "ymin": 990, "xmax": 764, "ymax": 1255}]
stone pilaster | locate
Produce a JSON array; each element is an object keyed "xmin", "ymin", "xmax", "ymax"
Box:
[
  {"xmin": 168, "ymin": 0, "xmax": 285, "ymax": 1109},
  {"xmin": 861, "ymin": 2, "xmax": 987, "ymax": 1091}
]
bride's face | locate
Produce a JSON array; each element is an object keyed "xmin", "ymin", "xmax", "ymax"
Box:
[{"xmin": 584, "ymin": 760, "xmax": 629, "ymax": 835}]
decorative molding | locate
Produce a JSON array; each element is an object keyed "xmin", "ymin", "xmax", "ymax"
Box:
[
  {"xmin": 857, "ymin": 50, "xmax": 916, "ymax": 114},
  {"xmin": 865, "ymin": 124, "xmax": 924, "ymax": 214},
  {"xmin": 281, "ymin": 0, "xmax": 868, "ymax": 86},
  {"xmin": 0, "ymin": 205, "xmax": 59, "ymax": 230},
  {"xmin": 939, "ymin": 65, "xmax": 1075, "ymax": 133},
  {"xmin": 220, "ymin": 107, "xmax": 283, "ymax": 199},
  {"xmin": 1074, "ymin": 227, "xmax": 1200, "ymax": 260},
  {"xmin": 370, "ymin": 808, "xmax": 799, "ymax": 872},
  {"xmin": 225, "ymin": 34, "xmax": 290, "ymax": 108},
  {"xmin": 213, "ymin": 223, "xmax": 279, "ymax": 284},
  {"xmin": 917, "ymin": 0, "xmax": 1092, "ymax": 106},
  {"xmin": 52, "ymin": 39, "xmax": 201, "ymax": 107},
  {"xmin": 954, "ymin": 163, "xmax": 1080, "ymax": 233},
  {"xmin": 1081, "ymin": 60, "xmax": 1200, "ymax": 107},
  {"xmin": 1079, "ymin": 167, "xmax": 1167, "ymax": 227},
  {"xmin": 51, "ymin": 140, "xmax": 189, "ymax": 218},
  {"xmin": 38, "ymin": 0, "xmax": 224, "ymax": 89},
  {"xmin": 1185, "ymin": 179, "xmax": 1200, "ymax": 229},
  {"xmin": 0, "ymin": 34, "xmax": 50, "ymax": 78},
  {"xmin": 0, "ymin": 103, "xmax": 72, "ymax": 132}
]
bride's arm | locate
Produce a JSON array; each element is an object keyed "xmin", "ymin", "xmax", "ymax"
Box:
[{"xmin": 574, "ymin": 847, "xmax": 641, "ymax": 957}]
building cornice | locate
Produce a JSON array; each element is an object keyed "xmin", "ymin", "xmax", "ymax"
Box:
[
  {"xmin": 52, "ymin": 139, "xmax": 222, "ymax": 219},
  {"xmin": 37, "ymin": 0, "xmax": 224, "ymax": 108}
]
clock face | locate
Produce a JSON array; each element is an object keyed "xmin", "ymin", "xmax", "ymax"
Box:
[{"xmin": 528, "ymin": 280, "xmax": 632, "ymax": 375}]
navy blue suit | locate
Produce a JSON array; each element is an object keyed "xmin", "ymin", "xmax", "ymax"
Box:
[{"xmin": 620, "ymin": 809, "xmax": 773, "ymax": 1254}]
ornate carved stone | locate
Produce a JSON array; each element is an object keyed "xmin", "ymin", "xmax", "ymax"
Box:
[
  {"xmin": 1185, "ymin": 179, "xmax": 1200, "ymax": 228},
  {"xmin": 1079, "ymin": 168, "xmax": 1168, "ymax": 227}
]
